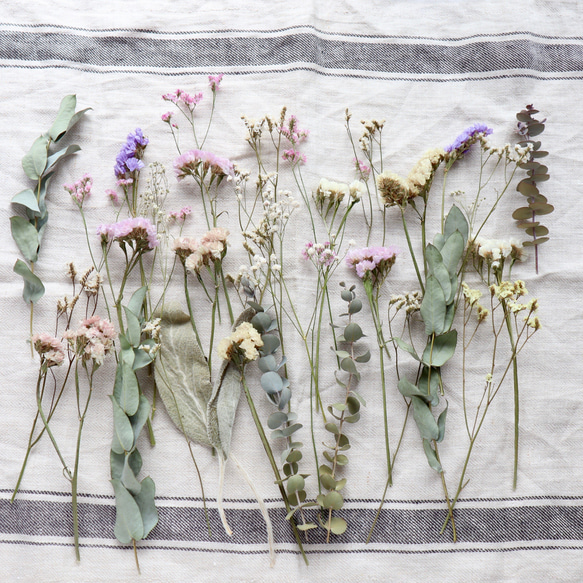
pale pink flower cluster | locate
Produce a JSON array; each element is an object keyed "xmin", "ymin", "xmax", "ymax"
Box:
[
  {"xmin": 174, "ymin": 149, "xmax": 233, "ymax": 180},
  {"xmin": 354, "ymin": 158, "xmax": 371, "ymax": 180},
  {"xmin": 217, "ymin": 322, "xmax": 263, "ymax": 362},
  {"xmin": 282, "ymin": 149, "xmax": 306, "ymax": 165},
  {"xmin": 302, "ymin": 241, "xmax": 338, "ymax": 268},
  {"xmin": 279, "ymin": 115, "xmax": 309, "ymax": 146},
  {"xmin": 96, "ymin": 217, "xmax": 159, "ymax": 250},
  {"xmin": 162, "ymin": 89, "xmax": 203, "ymax": 110},
  {"xmin": 173, "ymin": 228, "xmax": 230, "ymax": 272},
  {"xmin": 64, "ymin": 174, "xmax": 92, "ymax": 207},
  {"xmin": 208, "ymin": 74, "xmax": 224, "ymax": 91},
  {"xmin": 105, "ymin": 189, "xmax": 120, "ymax": 205},
  {"xmin": 168, "ymin": 206, "xmax": 192, "ymax": 221},
  {"xmin": 64, "ymin": 316, "xmax": 117, "ymax": 366},
  {"xmin": 161, "ymin": 111, "xmax": 178, "ymax": 128},
  {"xmin": 32, "ymin": 333, "xmax": 66, "ymax": 367},
  {"xmin": 346, "ymin": 245, "xmax": 399, "ymax": 280}
]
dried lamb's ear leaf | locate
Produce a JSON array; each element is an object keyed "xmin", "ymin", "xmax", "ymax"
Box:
[
  {"xmin": 207, "ymin": 307, "xmax": 255, "ymax": 458},
  {"xmin": 154, "ymin": 302, "xmax": 213, "ymax": 447}
]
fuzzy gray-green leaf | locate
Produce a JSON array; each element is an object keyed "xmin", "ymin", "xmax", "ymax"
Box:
[
  {"xmin": 13, "ymin": 259, "xmax": 44, "ymax": 303},
  {"xmin": 10, "ymin": 216, "xmax": 39, "ymax": 263},
  {"xmin": 154, "ymin": 302, "xmax": 213, "ymax": 449}
]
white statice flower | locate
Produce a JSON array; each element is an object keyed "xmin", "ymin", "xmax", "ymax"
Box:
[
  {"xmin": 407, "ymin": 147, "xmax": 445, "ymax": 197},
  {"xmin": 218, "ymin": 321, "xmax": 264, "ymax": 362},
  {"xmin": 349, "ymin": 180, "xmax": 366, "ymax": 201},
  {"xmin": 315, "ymin": 178, "xmax": 350, "ymax": 204}
]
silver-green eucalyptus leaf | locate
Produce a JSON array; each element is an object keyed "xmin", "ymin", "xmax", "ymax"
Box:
[
  {"xmin": 393, "ymin": 337, "xmax": 421, "ymax": 361},
  {"xmin": 411, "ymin": 396, "xmax": 439, "ymax": 441},
  {"xmin": 422, "ymin": 330, "xmax": 457, "ymax": 367},
  {"xmin": 127, "ymin": 286, "xmax": 148, "ymax": 317},
  {"xmin": 22, "ymin": 135, "xmax": 49, "ymax": 180},
  {"xmin": 13, "ymin": 259, "xmax": 44, "ymax": 303},
  {"xmin": 444, "ymin": 204, "xmax": 469, "ymax": 246},
  {"xmin": 110, "ymin": 395, "xmax": 135, "ymax": 452},
  {"xmin": 154, "ymin": 302, "xmax": 213, "ymax": 448},
  {"xmin": 12, "ymin": 189, "xmax": 40, "ymax": 214},
  {"xmin": 121, "ymin": 455, "xmax": 142, "ymax": 496},
  {"xmin": 420, "ymin": 275, "xmax": 446, "ymax": 336},
  {"xmin": 49, "ymin": 94, "xmax": 77, "ymax": 142},
  {"xmin": 10, "ymin": 216, "xmax": 39, "ymax": 262},
  {"xmin": 437, "ymin": 402, "xmax": 448, "ymax": 443},
  {"xmin": 422, "ymin": 439, "xmax": 443, "ymax": 473},
  {"xmin": 398, "ymin": 377, "xmax": 433, "ymax": 404},
  {"xmin": 111, "ymin": 478, "xmax": 144, "ymax": 544},
  {"xmin": 134, "ymin": 477, "xmax": 158, "ymax": 538},
  {"xmin": 130, "ymin": 395, "xmax": 151, "ymax": 446},
  {"xmin": 123, "ymin": 306, "xmax": 142, "ymax": 348},
  {"xmin": 45, "ymin": 144, "xmax": 81, "ymax": 171},
  {"xmin": 440, "ymin": 231, "xmax": 464, "ymax": 277}
]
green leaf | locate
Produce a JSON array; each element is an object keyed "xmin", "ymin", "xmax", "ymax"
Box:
[
  {"xmin": 261, "ymin": 371, "xmax": 283, "ymax": 394},
  {"xmin": 344, "ymin": 413, "xmax": 360, "ymax": 424},
  {"xmin": 111, "ymin": 450, "xmax": 142, "ymax": 480},
  {"xmin": 10, "ymin": 216, "xmax": 39, "ymax": 262},
  {"xmin": 323, "ymin": 490, "xmax": 344, "ymax": 510},
  {"xmin": 286, "ymin": 450, "xmax": 302, "ymax": 464},
  {"xmin": 123, "ymin": 306, "xmax": 142, "ymax": 348},
  {"xmin": 111, "ymin": 478, "xmax": 144, "ymax": 544},
  {"xmin": 440, "ymin": 231, "xmax": 464, "ymax": 277},
  {"xmin": 127, "ymin": 286, "xmax": 148, "ymax": 317},
  {"xmin": 346, "ymin": 395, "xmax": 361, "ymax": 414},
  {"xmin": 329, "ymin": 516, "xmax": 348, "ymax": 535},
  {"xmin": 110, "ymin": 395, "xmax": 135, "ymax": 452},
  {"xmin": 281, "ymin": 423, "xmax": 302, "ymax": 437},
  {"xmin": 527, "ymin": 122, "xmax": 544, "ymax": 137},
  {"xmin": 437, "ymin": 402, "xmax": 448, "ymax": 443},
  {"xmin": 336, "ymin": 455, "xmax": 349, "ymax": 465},
  {"xmin": 22, "ymin": 135, "xmax": 49, "ymax": 180},
  {"xmin": 444, "ymin": 204, "xmax": 469, "ymax": 246},
  {"xmin": 530, "ymin": 202, "xmax": 554, "ymax": 215},
  {"xmin": 419, "ymin": 367, "xmax": 440, "ymax": 406},
  {"xmin": 398, "ymin": 377, "xmax": 433, "ymax": 404},
  {"xmin": 525, "ymin": 225, "xmax": 549, "ymax": 237},
  {"xmin": 12, "ymin": 189, "xmax": 40, "ymax": 214},
  {"xmin": 258, "ymin": 354, "xmax": 278, "ymax": 372},
  {"xmin": 154, "ymin": 302, "xmax": 214, "ymax": 450},
  {"xmin": 46, "ymin": 144, "xmax": 81, "ymax": 172},
  {"xmin": 268, "ymin": 411, "xmax": 288, "ymax": 429},
  {"xmin": 49, "ymin": 95, "xmax": 77, "ymax": 141},
  {"xmin": 130, "ymin": 395, "xmax": 151, "ymax": 446},
  {"xmin": 355, "ymin": 350, "xmax": 371, "ymax": 363},
  {"xmin": 325, "ymin": 422, "xmax": 339, "ymax": 435},
  {"xmin": 420, "ymin": 276, "xmax": 446, "ymax": 336},
  {"xmin": 260, "ymin": 334, "xmax": 280, "ymax": 355},
  {"xmin": 393, "ymin": 337, "xmax": 420, "ymax": 361},
  {"xmin": 513, "ymin": 207, "xmax": 534, "ymax": 221},
  {"xmin": 335, "ymin": 478, "xmax": 347, "ymax": 491},
  {"xmin": 343, "ymin": 323, "xmax": 364, "ymax": 342},
  {"xmin": 287, "ymin": 474, "xmax": 305, "ymax": 494},
  {"xmin": 422, "ymin": 439, "xmax": 443, "ymax": 473},
  {"xmin": 334, "ymin": 350, "xmax": 350, "ymax": 359},
  {"xmin": 13, "ymin": 259, "xmax": 44, "ymax": 303},
  {"xmin": 433, "ymin": 233, "xmax": 446, "ymax": 251},
  {"xmin": 251, "ymin": 312, "xmax": 271, "ymax": 333},
  {"xmin": 524, "ymin": 237, "xmax": 549, "ymax": 246},
  {"xmin": 517, "ymin": 179, "xmax": 539, "ymax": 197},
  {"xmin": 320, "ymin": 473, "xmax": 336, "ymax": 490},
  {"xmin": 121, "ymin": 454, "xmax": 142, "ymax": 495},
  {"xmin": 117, "ymin": 362, "xmax": 140, "ymax": 416},
  {"xmin": 132, "ymin": 344, "xmax": 154, "ymax": 371},
  {"xmin": 348, "ymin": 298, "xmax": 363, "ymax": 314},
  {"xmin": 422, "ymin": 330, "xmax": 457, "ymax": 367},
  {"xmin": 134, "ymin": 477, "xmax": 158, "ymax": 538},
  {"xmin": 411, "ymin": 396, "xmax": 439, "ymax": 441},
  {"xmin": 66, "ymin": 107, "xmax": 91, "ymax": 133},
  {"xmin": 340, "ymin": 357, "xmax": 357, "ymax": 374},
  {"xmin": 297, "ymin": 523, "xmax": 318, "ymax": 531}
]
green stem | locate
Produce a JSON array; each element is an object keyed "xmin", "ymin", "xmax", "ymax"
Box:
[
  {"xmin": 401, "ymin": 210, "xmax": 425, "ymax": 294},
  {"xmin": 240, "ymin": 373, "xmax": 309, "ymax": 565},
  {"xmin": 183, "ymin": 265, "xmax": 205, "ymax": 356}
]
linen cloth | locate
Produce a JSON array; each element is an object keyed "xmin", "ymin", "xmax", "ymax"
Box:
[{"xmin": 1, "ymin": 1, "xmax": 582, "ymax": 581}]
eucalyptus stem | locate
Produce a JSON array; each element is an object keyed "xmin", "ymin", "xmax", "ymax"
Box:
[
  {"xmin": 240, "ymin": 373, "xmax": 309, "ymax": 566},
  {"xmin": 400, "ymin": 209, "xmax": 424, "ymax": 294}
]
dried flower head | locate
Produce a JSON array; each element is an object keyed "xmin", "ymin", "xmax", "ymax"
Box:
[
  {"xmin": 97, "ymin": 217, "xmax": 159, "ymax": 250},
  {"xmin": 376, "ymin": 171, "xmax": 412, "ymax": 207},
  {"xmin": 217, "ymin": 321, "xmax": 264, "ymax": 363},
  {"xmin": 32, "ymin": 333, "xmax": 66, "ymax": 367},
  {"xmin": 346, "ymin": 245, "xmax": 398, "ymax": 285}
]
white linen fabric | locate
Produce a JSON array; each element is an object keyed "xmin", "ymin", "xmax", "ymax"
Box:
[{"xmin": 1, "ymin": 1, "xmax": 582, "ymax": 581}]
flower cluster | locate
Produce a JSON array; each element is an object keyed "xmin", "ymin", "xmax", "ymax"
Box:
[
  {"xmin": 376, "ymin": 171, "xmax": 412, "ymax": 207},
  {"xmin": 279, "ymin": 114, "xmax": 309, "ymax": 146},
  {"xmin": 173, "ymin": 227, "xmax": 230, "ymax": 272},
  {"xmin": 315, "ymin": 178, "xmax": 350, "ymax": 204},
  {"xmin": 97, "ymin": 217, "xmax": 159, "ymax": 250},
  {"xmin": 32, "ymin": 333, "xmax": 66, "ymax": 367},
  {"xmin": 302, "ymin": 241, "xmax": 338, "ymax": 268},
  {"xmin": 461, "ymin": 282, "xmax": 489, "ymax": 322},
  {"xmin": 471, "ymin": 236, "xmax": 524, "ymax": 269},
  {"xmin": 389, "ymin": 291, "xmax": 422, "ymax": 315},
  {"xmin": 162, "ymin": 88, "xmax": 203, "ymax": 110},
  {"xmin": 64, "ymin": 174, "xmax": 92, "ymax": 207},
  {"xmin": 64, "ymin": 316, "xmax": 117, "ymax": 366},
  {"xmin": 354, "ymin": 158, "xmax": 371, "ymax": 181},
  {"xmin": 407, "ymin": 148, "xmax": 445, "ymax": 197},
  {"xmin": 174, "ymin": 149, "xmax": 233, "ymax": 180},
  {"xmin": 444, "ymin": 123, "xmax": 493, "ymax": 157},
  {"xmin": 168, "ymin": 206, "xmax": 192, "ymax": 222},
  {"xmin": 346, "ymin": 245, "xmax": 398, "ymax": 283},
  {"xmin": 482, "ymin": 139, "xmax": 533, "ymax": 163},
  {"xmin": 208, "ymin": 74, "xmax": 224, "ymax": 92},
  {"xmin": 217, "ymin": 321, "xmax": 264, "ymax": 363},
  {"xmin": 114, "ymin": 129, "xmax": 148, "ymax": 178},
  {"xmin": 282, "ymin": 149, "xmax": 306, "ymax": 165}
]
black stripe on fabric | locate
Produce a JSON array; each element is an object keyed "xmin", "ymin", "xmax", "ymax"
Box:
[
  {"xmin": 2, "ymin": 538, "xmax": 583, "ymax": 557},
  {"xmin": 2, "ymin": 23, "xmax": 583, "ymax": 42},
  {"xmin": 1, "ymin": 30, "xmax": 583, "ymax": 76},
  {"xmin": 2, "ymin": 499, "xmax": 583, "ymax": 545}
]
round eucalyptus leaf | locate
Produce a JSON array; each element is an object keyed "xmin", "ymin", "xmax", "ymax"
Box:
[
  {"xmin": 341, "ymin": 357, "xmax": 358, "ymax": 374},
  {"xmin": 286, "ymin": 449, "xmax": 302, "ymax": 464},
  {"xmin": 341, "ymin": 289, "xmax": 353, "ymax": 302},
  {"xmin": 344, "ymin": 323, "xmax": 364, "ymax": 342},
  {"xmin": 347, "ymin": 396, "xmax": 360, "ymax": 415},
  {"xmin": 319, "ymin": 464, "xmax": 332, "ymax": 476},
  {"xmin": 335, "ymin": 478, "xmax": 347, "ymax": 491},
  {"xmin": 287, "ymin": 474, "xmax": 305, "ymax": 494},
  {"xmin": 325, "ymin": 422, "xmax": 339, "ymax": 435},
  {"xmin": 320, "ymin": 473, "xmax": 336, "ymax": 490},
  {"xmin": 336, "ymin": 455, "xmax": 349, "ymax": 466},
  {"xmin": 278, "ymin": 386, "xmax": 292, "ymax": 410},
  {"xmin": 251, "ymin": 312, "xmax": 271, "ymax": 333},
  {"xmin": 323, "ymin": 490, "xmax": 344, "ymax": 510},
  {"xmin": 258, "ymin": 354, "xmax": 278, "ymax": 372},
  {"xmin": 260, "ymin": 334, "xmax": 280, "ymax": 355},
  {"xmin": 348, "ymin": 298, "xmax": 362, "ymax": 314},
  {"xmin": 329, "ymin": 516, "xmax": 348, "ymax": 535},
  {"xmin": 261, "ymin": 371, "xmax": 283, "ymax": 394},
  {"xmin": 283, "ymin": 463, "xmax": 293, "ymax": 477},
  {"xmin": 267, "ymin": 411, "xmax": 288, "ymax": 429}
]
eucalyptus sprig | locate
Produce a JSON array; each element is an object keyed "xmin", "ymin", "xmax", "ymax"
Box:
[
  {"xmin": 316, "ymin": 283, "xmax": 368, "ymax": 542},
  {"xmin": 513, "ymin": 104, "xmax": 553, "ymax": 273},
  {"xmin": 10, "ymin": 95, "xmax": 89, "ymax": 344}
]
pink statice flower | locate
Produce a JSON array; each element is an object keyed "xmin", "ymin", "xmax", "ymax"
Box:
[
  {"xmin": 161, "ymin": 111, "xmax": 173, "ymax": 122},
  {"xmin": 65, "ymin": 316, "xmax": 117, "ymax": 366},
  {"xmin": 105, "ymin": 189, "xmax": 120, "ymax": 205},
  {"xmin": 208, "ymin": 74, "xmax": 224, "ymax": 91},
  {"xmin": 168, "ymin": 206, "xmax": 192, "ymax": 222},
  {"xmin": 32, "ymin": 333, "xmax": 66, "ymax": 367},
  {"xmin": 282, "ymin": 149, "xmax": 307, "ymax": 165},
  {"xmin": 172, "ymin": 236, "xmax": 199, "ymax": 260},
  {"xmin": 64, "ymin": 174, "xmax": 92, "ymax": 207},
  {"xmin": 97, "ymin": 217, "xmax": 159, "ymax": 250},
  {"xmin": 354, "ymin": 158, "xmax": 371, "ymax": 181},
  {"xmin": 279, "ymin": 115, "xmax": 309, "ymax": 146},
  {"xmin": 162, "ymin": 89, "xmax": 203, "ymax": 111},
  {"xmin": 182, "ymin": 228, "xmax": 230, "ymax": 273},
  {"xmin": 346, "ymin": 245, "xmax": 398, "ymax": 284},
  {"xmin": 302, "ymin": 241, "xmax": 338, "ymax": 268},
  {"xmin": 174, "ymin": 149, "xmax": 233, "ymax": 180}
]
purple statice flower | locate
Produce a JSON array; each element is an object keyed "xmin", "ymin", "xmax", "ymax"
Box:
[
  {"xmin": 282, "ymin": 148, "xmax": 307, "ymax": 165},
  {"xmin": 114, "ymin": 129, "xmax": 149, "ymax": 178},
  {"xmin": 302, "ymin": 241, "xmax": 338, "ymax": 268},
  {"xmin": 444, "ymin": 123, "xmax": 493, "ymax": 155},
  {"xmin": 208, "ymin": 74, "xmax": 224, "ymax": 91},
  {"xmin": 97, "ymin": 217, "xmax": 159, "ymax": 250},
  {"xmin": 346, "ymin": 245, "xmax": 398, "ymax": 283},
  {"xmin": 174, "ymin": 149, "xmax": 233, "ymax": 180},
  {"xmin": 64, "ymin": 174, "xmax": 92, "ymax": 207}
]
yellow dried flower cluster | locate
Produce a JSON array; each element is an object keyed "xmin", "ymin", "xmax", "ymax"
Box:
[
  {"xmin": 462, "ymin": 282, "xmax": 489, "ymax": 322},
  {"xmin": 217, "ymin": 322, "xmax": 264, "ymax": 362}
]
